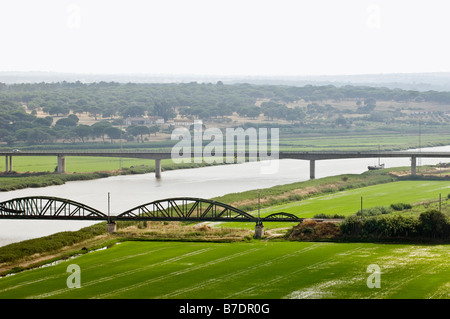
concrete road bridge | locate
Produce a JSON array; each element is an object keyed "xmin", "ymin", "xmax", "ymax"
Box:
[{"xmin": 1, "ymin": 150, "xmax": 450, "ymax": 179}]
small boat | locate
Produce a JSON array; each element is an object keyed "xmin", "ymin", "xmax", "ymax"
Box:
[
  {"xmin": 368, "ymin": 146, "xmax": 384, "ymax": 170},
  {"xmin": 368, "ymin": 163, "xmax": 385, "ymax": 170}
]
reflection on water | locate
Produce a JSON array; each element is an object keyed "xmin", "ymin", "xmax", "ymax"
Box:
[{"xmin": 1, "ymin": 145, "xmax": 449, "ymax": 246}]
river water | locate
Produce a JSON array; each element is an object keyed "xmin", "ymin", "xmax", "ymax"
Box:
[{"xmin": 0, "ymin": 145, "xmax": 449, "ymax": 246}]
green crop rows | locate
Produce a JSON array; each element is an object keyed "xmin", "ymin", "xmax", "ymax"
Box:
[
  {"xmin": 0, "ymin": 241, "xmax": 448, "ymax": 299},
  {"xmin": 217, "ymin": 180, "xmax": 450, "ymax": 230},
  {"xmin": 260, "ymin": 180, "xmax": 449, "ymax": 217}
]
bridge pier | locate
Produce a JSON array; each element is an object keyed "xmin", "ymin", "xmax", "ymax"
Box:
[
  {"xmin": 254, "ymin": 222, "xmax": 264, "ymax": 239},
  {"xmin": 4, "ymin": 156, "xmax": 12, "ymax": 173},
  {"xmin": 106, "ymin": 222, "xmax": 117, "ymax": 233},
  {"xmin": 411, "ymin": 156, "xmax": 416, "ymax": 176},
  {"xmin": 57, "ymin": 155, "xmax": 66, "ymax": 173},
  {"xmin": 310, "ymin": 159, "xmax": 315, "ymax": 180},
  {"xmin": 155, "ymin": 159, "xmax": 161, "ymax": 179}
]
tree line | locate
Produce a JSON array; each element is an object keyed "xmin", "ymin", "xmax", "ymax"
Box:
[{"xmin": 1, "ymin": 81, "xmax": 450, "ymax": 146}]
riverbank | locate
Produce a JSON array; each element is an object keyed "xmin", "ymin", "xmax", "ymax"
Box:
[
  {"xmin": 211, "ymin": 168, "xmax": 398, "ymax": 212},
  {"xmin": 0, "ymin": 161, "xmax": 221, "ymax": 192}
]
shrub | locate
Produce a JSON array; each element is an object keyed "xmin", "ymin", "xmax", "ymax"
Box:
[
  {"xmin": 137, "ymin": 221, "xmax": 148, "ymax": 229},
  {"xmin": 321, "ymin": 187, "xmax": 335, "ymax": 194},
  {"xmin": 419, "ymin": 209, "xmax": 449, "ymax": 238},
  {"xmin": 340, "ymin": 215, "xmax": 364, "ymax": 236},
  {"xmin": 288, "ymin": 194, "xmax": 302, "ymax": 201},
  {"xmin": 286, "ymin": 220, "xmax": 340, "ymax": 241},
  {"xmin": 313, "ymin": 222, "xmax": 340, "ymax": 238},
  {"xmin": 196, "ymin": 224, "xmax": 211, "ymax": 232},
  {"xmin": 357, "ymin": 206, "xmax": 392, "ymax": 217},
  {"xmin": 390, "ymin": 203, "xmax": 412, "ymax": 211},
  {"xmin": 362, "ymin": 215, "xmax": 419, "ymax": 238},
  {"xmin": 361, "ymin": 216, "xmax": 383, "ymax": 237},
  {"xmin": 313, "ymin": 213, "xmax": 345, "ymax": 219}
]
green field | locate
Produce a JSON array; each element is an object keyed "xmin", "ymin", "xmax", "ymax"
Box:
[
  {"xmin": 259, "ymin": 180, "xmax": 450, "ymax": 218},
  {"xmin": 279, "ymin": 132, "xmax": 450, "ymax": 152},
  {"xmin": 0, "ymin": 156, "xmax": 157, "ymax": 173},
  {"xmin": 217, "ymin": 180, "xmax": 450, "ymax": 230},
  {"xmin": 0, "ymin": 241, "xmax": 448, "ymax": 299}
]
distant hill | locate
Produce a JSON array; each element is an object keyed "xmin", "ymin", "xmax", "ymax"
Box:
[{"xmin": 2, "ymin": 71, "xmax": 450, "ymax": 91}]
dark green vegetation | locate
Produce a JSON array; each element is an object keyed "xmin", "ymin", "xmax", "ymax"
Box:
[
  {"xmin": 1, "ymin": 81, "xmax": 449, "ymax": 150},
  {"xmin": 287, "ymin": 209, "xmax": 450, "ymax": 242}
]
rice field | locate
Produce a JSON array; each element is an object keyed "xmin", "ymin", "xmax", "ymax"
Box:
[
  {"xmin": 217, "ymin": 180, "xmax": 450, "ymax": 230},
  {"xmin": 0, "ymin": 156, "xmax": 156, "ymax": 173},
  {"xmin": 257, "ymin": 180, "xmax": 450, "ymax": 218},
  {"xmin": 0, "ymin": 241, "xmax": 448, "ymax": 299}
]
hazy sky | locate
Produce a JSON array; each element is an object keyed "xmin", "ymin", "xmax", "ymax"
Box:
[{"xmin": 1, "ymin": 0, "xmax": 449, "ymax": 76}]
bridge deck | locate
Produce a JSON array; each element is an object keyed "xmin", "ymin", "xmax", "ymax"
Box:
[
  {"xmin": 1, "ymin": 150, "xmax": 449, "ymax": 160},
  {"xmin": 2, "ymin": 149, "xmax": 449, "ymax": 178}
]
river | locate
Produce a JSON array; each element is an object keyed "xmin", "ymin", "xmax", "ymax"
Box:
[{"xmin": 0, "ymin": 145, "xmax": 449, "ymax": 246}]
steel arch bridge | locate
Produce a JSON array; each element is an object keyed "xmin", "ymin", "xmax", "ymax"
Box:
[
  {"xmin": 0, "ymin": 196, "xmax": 107, "ymax": 220},
  {"xmin": 116, "ymin": 197, "xmax": 254, "ymax": 222},
  {"xmin": 0, "ymin": 196, "xmax": 304, "ymax": 223}
]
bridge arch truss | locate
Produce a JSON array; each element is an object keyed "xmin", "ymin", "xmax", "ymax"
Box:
[
  {"xmin": 116, "ymin": 197, "xmax": 256, "ymax": 222},
  {"xmin": 0, "ymin": 196, "xmax": 108, "ymax": 220},
  {"xmin": 0, "ymin": 196, "xmax": 305, "ymax": 223},
  {"xmin": 263, "ymin": 212, "xmax": 303, "ymax": 222}
]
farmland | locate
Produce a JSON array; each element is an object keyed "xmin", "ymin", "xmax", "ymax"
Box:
[
  {"xmin": 255, "ymin": 180, "xmax": 449, "ymax": 218},
  {"xmin": 0, "ymin": 177, "xmax": 449, "ymax": 299},
  {"xmin": 215, "ymin": 179, "xmax": 450, "ymax": 230},
  {"xmin": 0, "ymin": 240, "xmax": 448, "ymax": 299},
  {"xmin": 0, "ymin": 163, "xmax": 449, "ymax": 300}
]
